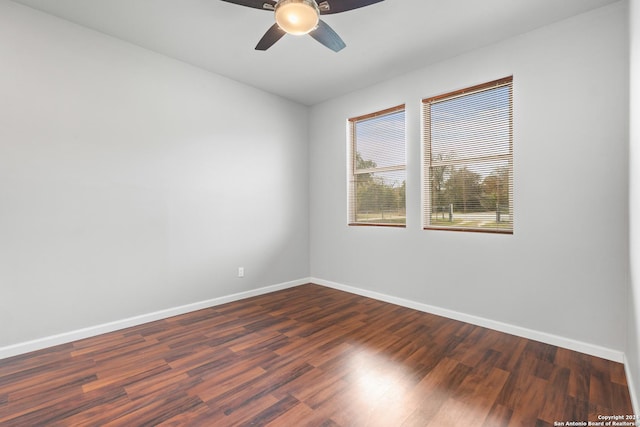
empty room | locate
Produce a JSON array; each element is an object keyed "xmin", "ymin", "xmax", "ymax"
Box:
[{"xmin": 2, "ymin": 0, "xmax": 640, "ymax": 425}]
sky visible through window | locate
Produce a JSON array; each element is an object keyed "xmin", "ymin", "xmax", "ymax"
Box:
[
  {"xmin": 430, "ymin": 85, "xmax": 511, "ymax": 178},
  {"xmin": 354, "ymin": 110, "xmax": 405, "ymax": 188}
]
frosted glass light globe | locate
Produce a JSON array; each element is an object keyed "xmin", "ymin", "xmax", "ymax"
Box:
[{"xmin": 275, "ymin": 0, "xmax": 319, "ymax": 35}]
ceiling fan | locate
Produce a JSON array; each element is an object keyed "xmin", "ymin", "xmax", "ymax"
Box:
[{"xmin": 220, "ymin": 0, "xmax": 384, "ymax": 52}]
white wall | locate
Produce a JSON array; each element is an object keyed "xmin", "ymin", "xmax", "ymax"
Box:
[
  {"xmin": 0, "ymin": 1, "xmax": 309, "ymax": 348},
  {"xmin": 310, "ymin": 2, "xmax": 629, "ymax": 354},
  {"xmin": 628, "ymin": 0, "xmax": 640, "ymax": 412}
]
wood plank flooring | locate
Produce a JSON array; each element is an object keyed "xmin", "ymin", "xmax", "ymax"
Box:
[{"xmin": 0, "ymin": 284, "xmax": 634, "ymax": 426}]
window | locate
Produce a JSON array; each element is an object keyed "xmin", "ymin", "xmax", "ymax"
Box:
[
  {"xmin": 423, "ymin": 77, "xmax": 513, "ymax": 233},
  {"xmin": 349, "ymin": 105, "xmax": 406, "ymax": 227}
]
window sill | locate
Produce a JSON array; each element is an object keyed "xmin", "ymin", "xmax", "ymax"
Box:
[{"xmin": 349, "ymin": 223, "xmax": 406, "ymax": 228}]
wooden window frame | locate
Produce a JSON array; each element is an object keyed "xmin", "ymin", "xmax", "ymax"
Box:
[
  {"xmin": 348, "ymin": 104, "xmax": 406, "ymax": 228},
  {"xmin": 422, "ymin": 77, "xmax": 514, "ymax": 234}
]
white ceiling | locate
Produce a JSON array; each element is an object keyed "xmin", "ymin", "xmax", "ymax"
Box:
[{"xmin": 12, "ymin": 0, "xmax": 620, "ymax": 105}]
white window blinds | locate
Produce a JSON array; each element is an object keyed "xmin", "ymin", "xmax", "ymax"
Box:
[
  {"xmin": 423, "ymin": 77, "xmax": 513, "ymax": 233},
  {"xmin": 349, "ymin": 105, "xmax": 406, "ymax": 227}
]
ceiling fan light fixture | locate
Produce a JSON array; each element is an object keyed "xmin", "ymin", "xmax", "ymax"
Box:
[{"xmin": 275, "ymin": 0, "xmax": 319, "ymax": 35}]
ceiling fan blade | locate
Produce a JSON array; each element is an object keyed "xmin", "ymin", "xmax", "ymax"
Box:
[
  {"xmin": 219, "ymin": 0, "xmax": 275, "ymax": 11},
  {"xmin": 318, "ymin": 0, "xmax": 384, "ymax": 15},
  {"xmin": 255, "ymin": 23, "xmax": 286, "ymax": 51},
  {"xmin": 309, "ymin": 20, "xmax": 346, "ymax": 52}
]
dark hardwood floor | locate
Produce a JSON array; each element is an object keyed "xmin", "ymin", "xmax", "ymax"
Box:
[{"xmin": 0, "ymin": 284, "xmax": 633, "ymax": 426}]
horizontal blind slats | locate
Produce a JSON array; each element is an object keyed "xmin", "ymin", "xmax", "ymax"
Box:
[
  {"xmin": 423, "ymin": 77, "xmax": 513, "ymax": 234},
  {"xmin": 349, "ymin": 106, "xmax": 407, "ymax": 227}
]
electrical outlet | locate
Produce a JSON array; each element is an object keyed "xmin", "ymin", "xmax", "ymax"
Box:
[{"xmin": 238, "ymin": 267, "xmax": 244, "ymax": 278}]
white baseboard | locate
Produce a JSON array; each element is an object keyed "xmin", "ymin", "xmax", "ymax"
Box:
[
  {"xmin": 311, "ymin": 277, "xmax": 625, "ymax": 363},
  {"xmin": 1, "ymin": 276, "xmax": 626, "ymax": 365},
  {"xmin": 625, "ymin": 355, "xmax": 640, "ymax": 415},
  {"xmin": 0, "ymin": 278, "xmax": 309, "ymax": 360}
]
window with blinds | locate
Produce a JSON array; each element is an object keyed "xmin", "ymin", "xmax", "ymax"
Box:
[
  {"xmin": 349, "ymin": 105, "xmax": 406, "ymax": 227},
  {"xmin": 423, "ymin": 77, "xmax": 513, "ymax": 233}
]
